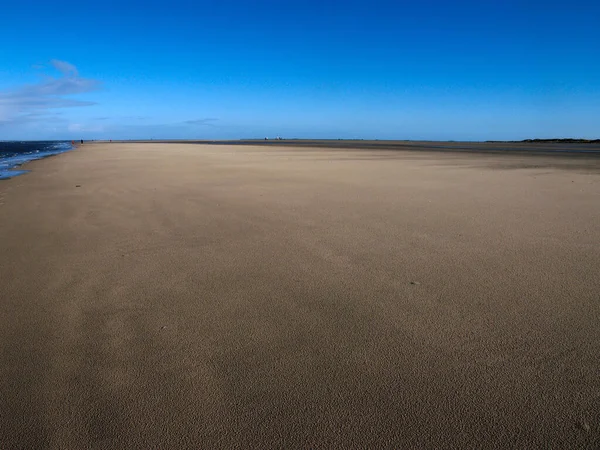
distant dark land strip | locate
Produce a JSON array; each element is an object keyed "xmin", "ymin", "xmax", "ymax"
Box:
[{"xmin": 101, "ymin": 139, "xmax": 600, "ymax": 156}]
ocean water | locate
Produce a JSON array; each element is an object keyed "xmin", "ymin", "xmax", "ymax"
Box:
[{"xmin": 0, "ymin": 141, "xmax": 74, "ymax": 180}]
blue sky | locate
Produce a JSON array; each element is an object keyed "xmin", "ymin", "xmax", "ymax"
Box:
[{"xmin": 1, "ymin": 0, "xmax": 598, "ymax": 140}]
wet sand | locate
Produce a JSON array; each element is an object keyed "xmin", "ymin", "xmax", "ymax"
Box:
[{"xmin": 1, "ymin": 142, "xmax": 599, "ymax": 448}]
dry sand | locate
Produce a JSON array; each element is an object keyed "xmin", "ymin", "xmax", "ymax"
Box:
[{"xmin": 1, "ymin": 142, "xmax": 599, "ymax": 448}]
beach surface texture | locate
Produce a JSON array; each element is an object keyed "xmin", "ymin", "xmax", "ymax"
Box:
[{"xmin": 1, "ymin": 142, "xmax": 599, "ymax": 448}]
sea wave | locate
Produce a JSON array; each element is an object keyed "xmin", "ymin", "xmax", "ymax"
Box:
[{"xmin": 0, "ymin": 141, "xmax": 74, "ymax": 180}]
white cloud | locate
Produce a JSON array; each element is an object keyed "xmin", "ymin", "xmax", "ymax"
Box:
[{"xmin": 0, "ymin": 60, "xmax": 101, "ymax": 127}]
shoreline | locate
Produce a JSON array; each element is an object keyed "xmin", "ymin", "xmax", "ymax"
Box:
[{"xmin": 0, "ymin": 141, "xmax": 77, "ymax": 180}]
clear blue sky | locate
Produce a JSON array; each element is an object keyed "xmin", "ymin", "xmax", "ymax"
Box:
[{"xmin": 1, "ymin": 0, "xmax": 598, "ymax": 140}]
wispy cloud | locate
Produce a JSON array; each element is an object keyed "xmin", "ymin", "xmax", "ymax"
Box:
[
  {"xmin": 124, "ymin": 115, "xmax": 149, "ymax": 120},
  {"xmin": 50, "ymin": 59, "xmax": 79, "ymax": 76},
  {"xmin": 183, "ymin": 118, "xmax": 218, "ymax": 126},
  {"xmin": 0, "ymin": 60, "xmax": 101, "ymax": 125}
]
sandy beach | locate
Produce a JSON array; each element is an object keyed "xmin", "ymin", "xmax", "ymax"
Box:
[{"xmin": 1, "ymin": 142, "xmax": 599, "ymax": 448}]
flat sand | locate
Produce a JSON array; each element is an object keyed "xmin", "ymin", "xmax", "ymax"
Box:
[{"xmin": 1, "ymin": 142, "xmax": 599, "ymax": 448}]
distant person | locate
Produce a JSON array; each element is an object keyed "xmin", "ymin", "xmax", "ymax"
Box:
[{"xmin": 80, "ymin": 139, "xmax": 83, "ymax": 144}]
